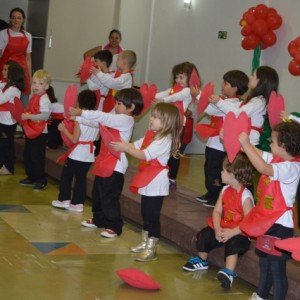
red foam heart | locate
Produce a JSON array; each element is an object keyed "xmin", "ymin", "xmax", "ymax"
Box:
[
  {"xmin": 275, "ymin": 237, "xmax": 300, "ymax": 261},
  {"xmin": 189, "ymin": 68, "xmax": 201, "ymax": 87},
  {"xmin": 194, "ymin": 123, "xmax": 219, "ymax": 139},
  {"xmin": 223, "ymin": 111, "xmax": 250, "ymax": 163},
  {"xmin": 198, "ymin": 82, "xmax": 214, "ymax": 115},
  {"xmin": 60, "ymin": 119, "xmax": 75, "ymax": 147},
  {"xmin": 7, "ymin": 97, "xmax": 24, "ymax": 124},
  {"xmin": 64, "ymin": 85, "xmax": 77, "ymax": 120},
  {"xmin": 99, "ymin": 124, "xmax": 121, "ymax": 159},
  {"xmin": 78, "ymin": 57, "xmax": 96, "ymax": 84},
  {"xmin": 268, "ymin": 90, "xmax": 285, "ymax": 128},
  {"xmin": 139, "ymin": 83, "xmax": 157, "ymax": 114}
]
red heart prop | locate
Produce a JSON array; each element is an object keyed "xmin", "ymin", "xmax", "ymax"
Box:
[
  {"xmin": 189, "ymin": 68, "xmax": 201, "ymax": 87},
  {"xmin": 275, "ymin": 237, "xmax": 300, "ymax": 261},
  {"xmin": 64, "ymin": 85, "xmax": 77, "ymax": 120},
  {"xmin": 7, "ymin": 97, "xmax": 24, "ymax": 124},
  {"xmin": 60, "ymin": 119, "xmax": 75, "ymax": 147},
  {"xmin": 99, "ymin": 124, "xmax": 121, "ymax": 159},
  {"xmin": 223, "ymin": 111, "xmax": 250, "ymax": 163},
  {"xmin": 268, "ymin": 90, "xmax": 285, "ymax": 128},
  {"xmin": 198, "ymin": 82, "xmax": 214, "ymax": 115},
  {"xmin": 139, "ymin": 83, "xmax": 157, "ymax": 114},
  {"xmin": 78, "ymin": 57, "xmax": 96, "ymax": 84},
  {"xmin": 195, "ymin": 123, "xmax": 219, "ymax": 139}
]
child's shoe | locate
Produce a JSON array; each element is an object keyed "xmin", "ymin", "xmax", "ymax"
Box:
[
  {"xmin": 101, "ymin": 229, "xmax": 117, "ymax": 238},
  {"xmin": 52, "ymin": 200, "xmax": 70, "ymax": 209},
  {"xmin": 65, "ymin": 204, "xmax": 83, "ymax": 212},
  {"xmin": 81, "ymin": 219, "xmax": 97, "ymax": 228},
  {"xmin": 0, "ymin": 166, "xmax": 12, "ymax": 175},
  {"xmin": 169, "ymin": 179, "xmax": 177, "ymax": 189},
  {"xmin": 217, "ymin": 268, "xmax": 237, "ymax": 289},
  {"xmin": 33, "ymin": 182, "xmax": 47, "ymax": 191},
  {"xmin": 248, "ymin": 293, "xmax": 266, "ymax": 300},
  {"xmin": 19, "ymin": 177, "xmax": 35, "ymax": 186},
  {"xmin": 182, "ymin": 256, "xmax": 208, "ymax": 271}
]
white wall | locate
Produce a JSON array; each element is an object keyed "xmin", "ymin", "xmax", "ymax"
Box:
[{"xmin": 0, "ymin": 0, "xmax": 28, "ymax": 22}]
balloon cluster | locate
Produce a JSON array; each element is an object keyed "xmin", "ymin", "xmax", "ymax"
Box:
[
  {"xmin": 288, "ymin": 37, "xmax": 300, "ymax": 76},
  {"xmin": 240, "ymin": 4, "xmax": 282, "ymax": 50}
]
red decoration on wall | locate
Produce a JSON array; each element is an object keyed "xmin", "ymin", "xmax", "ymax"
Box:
[
  {"xmin": 288, "ymin": 37, "xmax": 300, "ymax": 76},
  {"xmin": 240, "ymin": 4, "xmax": 282, "ymax": 50}
]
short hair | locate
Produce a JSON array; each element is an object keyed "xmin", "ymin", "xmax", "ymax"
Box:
[
  {"xmin": 77, "ymin": 89, "xmax": 96, "ymax": 110},
  {"xmin": 120, "ymin": 50, "xmax": 136, "ymax": 69},
  {"xmin": 46, "ymin": 86, "xmax": 58, "ymax": 103},
  {"xmin": 4, "ymin": 60, "xmax": 25, "ymax": 91},
  {"xmin": 114, "ymin": 88, "xmax": 143, "ymax": 116},
  {"xmin": 109, "ymin": 29, "xmax": 122, "ymax": 40},
  {"xmin": 171, "ymin": 62, "xmax": 199, "ymax": 87},
  {"xmin": 33, "ymin": 69, "xmax": 51, "ymax": 85},
  {"xmin": 93, "ymin": 50, "xmax": 113, "ymax": 68},
  {"xmin": 223, "ymin": 153, "xmax": 255, "ymax": 186},
  {"xmin": 273, "ymin": 121, "xmax": 300, "ymax": 157},
  {"xmin": 223, "ymin": 70, "xmax": 249, "ymax": 96}
]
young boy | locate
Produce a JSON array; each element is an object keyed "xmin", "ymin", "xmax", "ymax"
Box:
[
  {"xmin": 239, "ymin": 121, "xmax": 300, "ymax": 300},
  {"xmin": 89, "ymin": 50, "xmax": 136, "ymax": 113},
  {"xmin": 183, "ymin": 153, "xmax": 255, "ymax": 289},
  {"xmin": 69, "ymin": 88, "xmax": 143, "ymax": 238},
  {"xmin": 20, "ymin": 69, "xmax": 52, "ymax": 190},
  {"xmin": 192, "ymin": 70, "xmax": 249, "ymax": 207},
  {"xmin": 86, "ymin": 50, "xmax": 113, "ymax": 111}
]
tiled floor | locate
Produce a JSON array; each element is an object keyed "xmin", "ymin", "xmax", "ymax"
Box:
[{"xmin": 0, "ymin": 157, "xmax": 256, "ymax": 300}]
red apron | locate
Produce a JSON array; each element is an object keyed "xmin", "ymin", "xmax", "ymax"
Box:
[
  {"xmin": 0, "ymin": 29, "xmax": 30, "ymax": 94},
  {"xmin": 129, "ymin": 130, "xmax": 168, "ymax": 194},
  {"xmin": 92, "ymin": 127, "xmax": 121, "ymax": 177}
]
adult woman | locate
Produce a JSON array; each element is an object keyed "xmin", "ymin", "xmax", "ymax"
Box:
[
  {"xmin": 0, "ymin": 8, "xmax": 32, "ymax": 108},
  {"xmin": 84, "ymin": 29, "xmax": 123, "ymax": 71}
]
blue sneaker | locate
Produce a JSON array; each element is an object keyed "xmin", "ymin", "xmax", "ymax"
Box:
[
  {"xmin": 217, "ymin": 268, "xmax": 237, "ymax": 289},
  {"xmin": 182, "ymin": 256, "xmax": 208, "ymax": 272}
]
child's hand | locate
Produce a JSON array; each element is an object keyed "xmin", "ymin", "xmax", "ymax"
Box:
[
  {"xmin": 220, "ymin": 228, "xmax": 234, "ymax": 243},
  {"xmin": 219, "ymin": 128, "xmax": 224, "ymax": 141},
  {"xmin": 190, "ymin": 86, "xmax": 200, "ymax": 98},
  {"xmin": 238, "ymin": 132, "xmax": 250, "ymax": 147},
  {"xmin": 280, "ymin": 110, "xmax": 290, "ymax": 120},
  {"xmin": 21, "ymin": 112, "xmax": 31, "ymax": 120},
  {"xmin": 215, "ymin": 228, "xmax": 222, "ymax": 242},
  {"xmin": 58, "ymin": 122, "xmax": 66, "ymax": 132},
  {"xmin": 69, "ymin": 116, "xmax": 76, "ymax": 121},
  {"xmin": 90, "ymin": 66, "xmax": 100, "ymax": 75},
  {"xmin": 69, "ymin": 107, "xmax": 82, "ymax": 116},
  {"xmin": 208, "ymin": 94, "xmax": 221, "ymax": 104},
  {"xmin": 110, "ymin": 141, "xmax": 127, "ymax": 152},
  {"xmin": 185, "ymin": 108, "xmax": 193, "ymax": 118},
  {"xmin": 152, "ymin": 98, "xmax": 163, "ymax": 105}
]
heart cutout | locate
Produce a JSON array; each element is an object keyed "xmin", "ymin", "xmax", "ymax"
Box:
[
  {"xmin": 64, "ymin": 84, "xmax": 77, "ymax": 120},
  {"xmin": 7, "ymin": 97, "xmax": 24, "ymax": 124},
  {"xmin": 189, "ymin": 68, "xmax": 201, "ymax": 87},
  {"xmin": 268, "ymin": 90, "xmax": 285, "ymax": 128},
  {"xmin": 77, "ymin": 56, "xmax": 96, "ymax": 84},
  {"xmin": 60, "ymin": 119, "xmax": 75, "ymax": 147},
  {"xmin": 99, "ymin": 124, "xmax": 121, "ymax": 159},
  {"xmin": 275, "ymin": 237, "xmax": 300, "ymax": 261},
  {"xmin": 223, "ymin": 111, "xmax": 250, "ymax": 163},
  {"xmin": 139, "ymin": 83, "xmax": 157, "ymax": 114},
  {"xmin": 198, "ymin": 82, "xmax": 214, "ymax": 115}
]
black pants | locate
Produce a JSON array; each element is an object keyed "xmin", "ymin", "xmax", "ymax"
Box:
[
  {"xmin": 58, "ymin": 158, "xmax": 92, "ymax": 205},
  {"xmin": 23, "ymin": 134, "xmax": 47, "ymax": 184},
  {"xmin": 168, "ymin": 144, "xmax": 187, "ymax": 180},
  {"xmin": 141, "ymin": 195, "xmax": 164, "ymax": 238},
  {"xmin": 47, "ymin": 120, "xmax": 63, "ymax": 149},
  {"xmin": 0, "ymin": 123, "xmax": 16, "ymax": 173},
  {"xmin": 92, "ymin": 172, "xmax": 124, "ymax": 235},
  {"xmin": 204, "ymin": 146, "xmax": 226, "ymax": 201}
]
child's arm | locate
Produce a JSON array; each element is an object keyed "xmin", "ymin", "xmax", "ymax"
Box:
[
  {"xmin": 94, "ymin": 71, "xmax": 132, "ymax": 90},
  {"xmin": 58, "ymin": 121, "xmax": 81, "ymax": 144},
  {"xmin": 239, "ymin": 132, "xmax": 274, "ymax": 176},
  {"xmin": 281, "ymin": 110, "xmax": 300, "ymax": 124},
  {"xmin": 212, "ymin": 193, "xmax": 223, "ymax": 242},
  {"xmin": 156, "ymin": 88, "xmax": 191, "ymax": 104},
  {"xmin": 83, "ymin": 45, "xmax": 102, "ymax": 60},
  {"xmin": 190, "ymin": 86, "xmax": 201, "ymax": 99},
  {"xmin": 0, "ymin": 86, "xmax": 20, "ymax": 104},
  {"xmin": 111, "ymin": 141, "xmax": 146, "ymax": 160}
]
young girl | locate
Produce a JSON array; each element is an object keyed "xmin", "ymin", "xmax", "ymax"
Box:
[
  {"xmin": 154, "ymin": 61, "xmax": 199, "ymax": 188},
  {"xmin": 52, "ymin": 89, "xmax": 99, "ymax": 212},
  {"xmin": 239, "ymin": 121, "xmax": 300, "ymax": 300},
  {"xmin": 0, "ymin": 60, "xmax": 24, "ymax": 175},
  {"xmin": 183, "ymin": 153, "xmax": 254, "ymax": 289},
  {"xmin": 209, "ymin": 66, "xmax": 279, "ymax": 147},
  {"xmin": 46, "ymin": 85, "xmax": 64, "ymax": 149},
  {"xmin": 71, "ymin": 88, "xmax": 144, "ymax": 237},
  {"xmin": 111, "ymin": 102, "xmax": 182, "ymax": 261}
]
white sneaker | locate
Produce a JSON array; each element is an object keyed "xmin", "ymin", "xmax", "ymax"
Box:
[
  {"xmin": 249, "ymin": 293, "xmax": 266, "ymax": 300},
  {"xmin": 81, "ymin": 219, "xmax": 97, "ymax": 228},
  {"xmin": 65, "ymin": 204, "xmax": 83, "ymax": 212},
  {"xmin": 101, "ymin": 229, "xmax": 117, "ymax": 238},
  {"xmin": 52, "ymin": 200, "xmax": 70, "ymax": 208}
]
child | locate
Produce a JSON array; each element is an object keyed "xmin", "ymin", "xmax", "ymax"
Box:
[
  {"xmin": 46, "ymin": 85, "xmax": 64, "ymax": 149},
  {"xmin": 154, "ymin": 61, "xmax": 198, "ymax": 188},
  {"xmin": 111, "ymin": 102, "xmax": 182, "ymax": 261},
  {"xmin": 51, "ymin": 90, "xmax": 99, "ymax": 212},
  {"xmin": 70, "ymin": 88, "xmax": 143, "ymax": 237},
  {"xmin": 192, "ymin": 70, "xmax": 249, "ymax": 207},
  {"xmin": 86, "ymin": 50, "xmax": 113, "ymax": 111},
  {"xmin": 182, "ymin": 153, "xmax": 254, "ymax": 289},
  {"xmin": 239, "ymin": 121, "xmax": 300, "ymax": 300},
  {"xmin": 90, "ymin": 50, "xmax": 136, "ymax": 113},
  {"xmin": 20, "ymin": 69, "xmax": 52, "ymax": 190},
  {"xmin": 0, "ymin": 60, "xmax": 24, "ymax": 175}
]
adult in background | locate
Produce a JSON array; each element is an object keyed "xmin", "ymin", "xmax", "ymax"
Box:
[
  {"xmin": 0, "ymin": 8, "xmax": 32, "ymax": 108},
  {"xmin": 84, "ymin": 29, "xmax": 123, "ymax": 72}
]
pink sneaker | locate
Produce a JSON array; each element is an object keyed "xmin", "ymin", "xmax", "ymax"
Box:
[
  {"xmin": 65, "ymin": 204, "xmax": 83, "ymax": 212},
  {"xmin": 101, "ymin": 229, "xmax": 117, "ymax": 238},
  {"xmin": 52, "ymin": 200, "xmax": 70, "ymax": 208},
  {"xmin": 81, "ymin": 219, "xmax": 97, "ymax": 228}
]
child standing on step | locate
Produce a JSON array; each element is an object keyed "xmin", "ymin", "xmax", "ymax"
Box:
[
  {"xmin": 183, "ymin": 153, "xmax": 255, "ymax": 289},
  {"xmin": 111, "ymin": 102, "xmax": 182, "ymax": 261}
]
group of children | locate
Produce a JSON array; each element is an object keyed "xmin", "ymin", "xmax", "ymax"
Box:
[{"xmin": 1, "ymin": 37, "xmax": 300, "ymax": 299}]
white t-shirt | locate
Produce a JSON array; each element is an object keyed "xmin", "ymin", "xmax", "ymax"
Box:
[{"xmin": 0, "ymin": 28, "xmax": 32, "ymax": 53}]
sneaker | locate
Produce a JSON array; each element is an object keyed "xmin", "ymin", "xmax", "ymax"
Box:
[
  {"xmin": 81, "ymin": 219, "xmax": 97, "ymax": 228},
  {"xmin": 203, "ymin": 199, "xmax": 216, "ymax": 208},
  {"xmin": 52, "ymin": 200, "xmax": 71, "ymax": 208},
  {"xmin": 169, "ymin": 179, "xmax": 177, "ymax": 189},
  {"xmin": 101, "ymin": 229, "xmax": 117, "ymax": 238},
  {"xmin": 33, "ymin": 182, "xmax": 47, "ymax": 191},
  {"xmin": 182, "ymin": 256, "xmax": 209, "ymax": 271},
  {"xmin": 217, "ymin": 268, "xmax": 237, "ymax": 289},
  {"xmin": 249, "ymin": 293, "xmax": 266, "ymax": 300},
  {"xmin": 0, "ymin": 166, "xmax": 12, "ymax": 175},
  {"xmin": 65, "ymin": 204, "xmax": 83, "ymax": 212},
  {"xmin": 19, "ymin": 177, "xmax": 35, "ymax": 186},
  {"xmin": 195, "ymin": 193, "xmax": 210, "ymax": 203}
]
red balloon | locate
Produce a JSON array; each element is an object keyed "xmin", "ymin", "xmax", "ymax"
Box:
[
  {"xmin": 294, "ymin": 53, "xmax": 300, "ymax": 64},
  {"xmin": 241, "ymin": 38, "xmax": 251, "ymax": 50},
  {"xmin": 242, "ymin": 34, "xmax": 260, "ymax": 50},
  {"xmin": 268, "ymin": 8, "xmax": 278, "ymax": 15},
  {"xmin": 289, "ymin": 46, "xmax": 300, "ymax": 58},
  {"xmin": 295, "ymin": 37, "xmax": 300, "ymax": 48},
  {"xmin": 288, "ymin": 40, "xmax": 297, "ymax": 52},
  {"xmin": 241, "ymin": 24, "xmax": 252, "ymax": 36},
  {"xmin": 267, "ymin": 14, "xmax": 282, "ymax": 30},
  {"xmin": 252, "ymin": 19, "xmax": 269, "ymax": 37},
  {"xmin": 254, "ymin": 4, "xmax": 269, "ymax": 19},
  {"xmin": 243, "ymin": 11, "xmax": 255, "ymax": 25},
  {"xmin": 289, "ymin": 59, "xmax": 300, "ymax": 76},
  {"xmin": 262, "ymin": 31, "xmax": 277, "ymax": 47}
]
